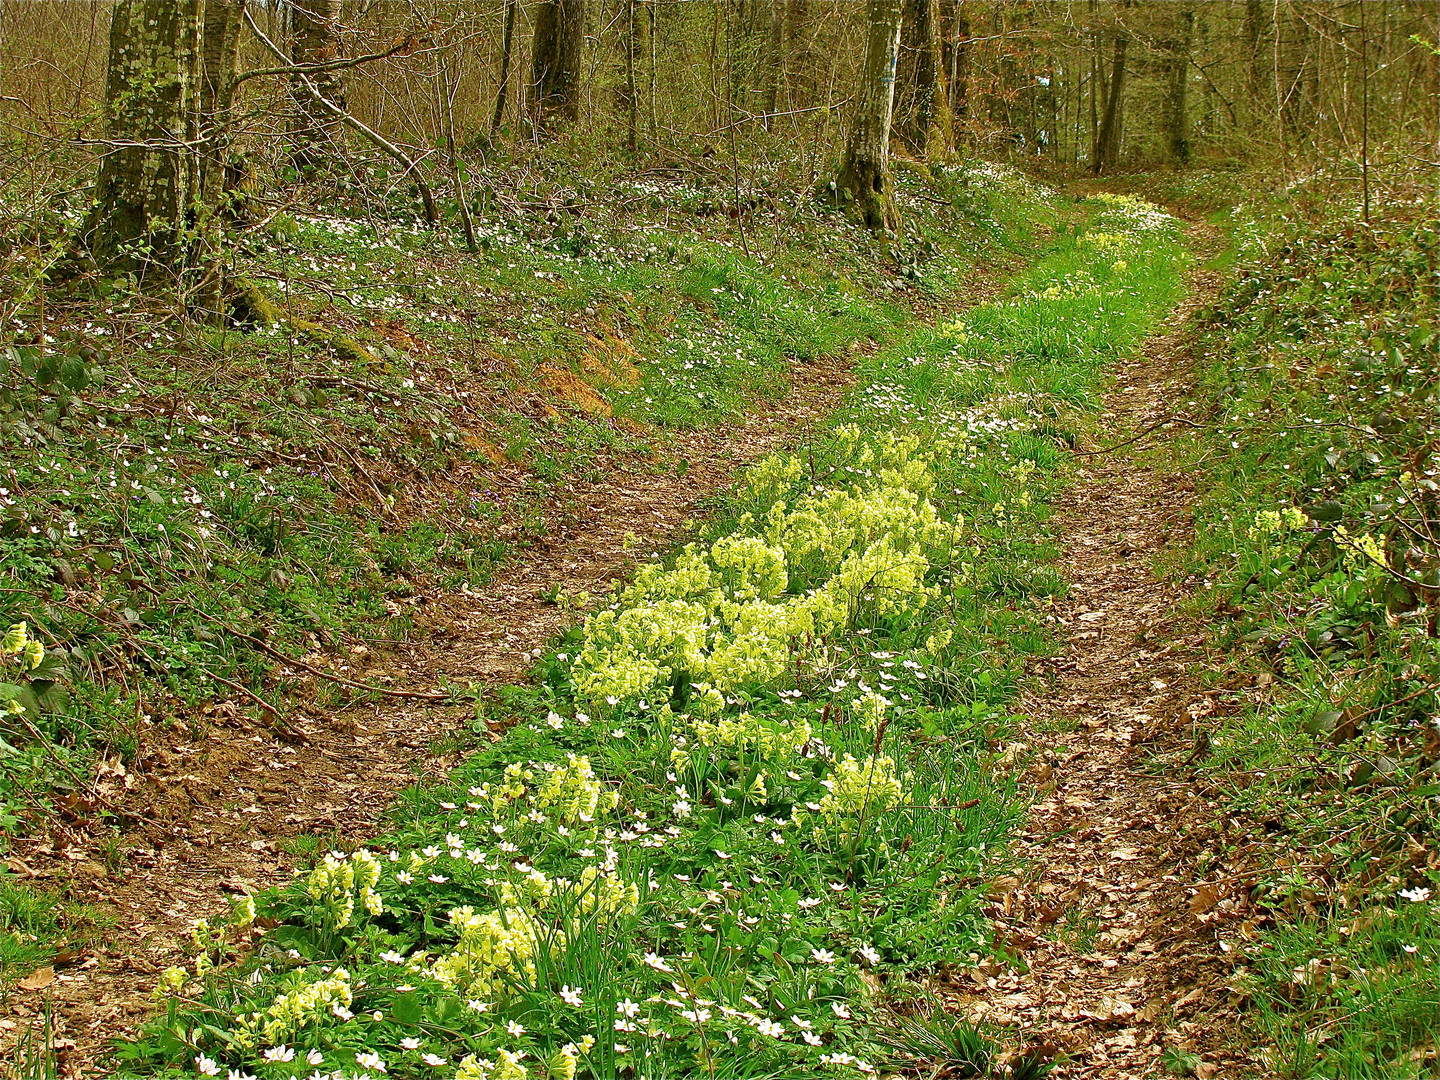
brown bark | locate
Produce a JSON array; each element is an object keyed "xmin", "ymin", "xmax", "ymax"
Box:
[
  {"xmin": 288, "ymin": 0, "xmax": 346, "ymax": 169},
  {"xmin": 1092, "ymin": 28, "xmax": 1127, "ymax": 175},
  {"xmin": 896, "ymin": 0, "xmax": 942, "ymax": 155},
  {"xmin": 491, "ymin": 0, "xmax": 517, "ymax": 135},
  {"xmin": 531, "ymin": 0, "xmax": 585, "ymax": 128},
  {"xmin": 87, "ymin": 0, "xmax": 203, "ymax": 279},
  {"xmin": 1161, "ymin": 9, "xmax": 1193, "ymax": 164},
  {"xmin": 836, "ymin": 0, "xmax": 903, "ymax": 232}
]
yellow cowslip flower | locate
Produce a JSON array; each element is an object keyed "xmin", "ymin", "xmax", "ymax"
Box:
[
  {"xmin": 817, "ymin": 754, "xmax": 906, "ymax": 822},
  {"xmin": 152, "ymin": 966, "xmax": 187, "ymax": 999},
  {"xmin": 495, "ymin": 1050, "xmax": 529, "ymax": 1080},
  {"xmin": 236, "ymin": 967, "xmax": 351, "ymax": 1050},
  {"xmin": 233, "ymin": 894, "xmax": 257, "ymax": 927},
  {"xmin": 2, "ymin": 623, "xmax": 25, "ymax": 655},
  {"xmin": 548, "ymin": 1045, "xmax": 578, "ymax": 1080},
  {"xmin": 455, "ymin": 1055, "xmax": 495, "ymax": 1080},
  {"xmin": 532, "ymin": 754, "xmax": 614, "ymax": 825},
  {"xmin": 22, "ymin": 638, "xmax": 43, "ymax": 670}
]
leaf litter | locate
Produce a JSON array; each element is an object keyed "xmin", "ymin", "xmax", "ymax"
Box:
[{"xmin": 937, "ymin": 224, "xmax": 1254, "ymax": 1078}]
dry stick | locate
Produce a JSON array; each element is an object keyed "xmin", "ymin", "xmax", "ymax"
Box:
[
  {"xmin": 176, "ymin": 600, "xmax": 456, "ymax": 704},
  {"xmin": 242, "ymin": 9, "xmax": 438, "ymax": 226},
  {"xmin": 1069, "ymin": 415, "xmax": 1203, "ymax": 457}
]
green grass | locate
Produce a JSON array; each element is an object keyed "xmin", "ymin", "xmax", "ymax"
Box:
[
  {"xmin": 1176, "ymin": 199, "xmax": 1438, "ymax": 1077},
  {"xmin": 108, "ymin": 184, "xmax": 1187, "ymax": 1079}
]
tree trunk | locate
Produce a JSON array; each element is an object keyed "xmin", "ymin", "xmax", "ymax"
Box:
[
  {"xmin": 87, "ymin": 0, "xmax": 202, "ymax": 279},
  {"xmin": 944, "ymin": 1, "xmax": 970, "ymax": 145},
  {"xmin": 288, "ymin": 0, "xmax": 346, "ymax": 169},
  {"xmin": 896, "ymin": 0, "xmax": 941, "ymax": 156},
  {"xmin": 195, "ymin": 0, "xmax": 246, "ymax": 320},
  {"xmin": 622, "ymin": 0, "xmax": 639, "ymax": 150},
  {"xmin": 1092, "ymin": 28, "xmax": 1127, "ymax": 175},
  {"xmin": 1242, "ymin": 0, "xmax": 1268, "ymax": 125},
  {"xmin": 1161, "ymin": 8, "xmax": 1193, "ymax": 164},
  {"xmin": 763, "ymin": 0, "xmax": 783, "ymax": 127},
  {"xmin": 837, "ymin": 0, "xmax": 903, "ymax": 232},
  {"xmin": 200, "ymin": 0, "xmax": 245, "ymax": 212},
  {"xmin": 784, "ymin": 0, "xmax": 814, "ymax": 110},
  {"xmin": 491, "ymin": 0, "xmax": 517, "ymax": 135},
  {"xmin": 531, "ymin": 0, "xmax": 585, "ymax": 128}
]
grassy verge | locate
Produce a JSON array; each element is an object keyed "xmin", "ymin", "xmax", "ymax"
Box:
[
  {"xmin": 111, "ymin": 187, "xmax": 1186, "ymax": 1079},
  {"xmin": 0, "ymin": 159, "xmax": 1051, "ymax": 972},
  {"xmin": 1178, "ymin": 199, "xmax": 1438, "ymax": 1077}
]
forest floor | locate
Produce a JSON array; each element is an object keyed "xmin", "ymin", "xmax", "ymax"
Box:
[
  {"xmin": 937, "ymin": 225, "xmax": 1257, "ymax": 1077},
  {"xmin": 32, "ymin": 355, "xmax": 857, "ymax": 1070},
  {"xmin": 8, "ymin": 199, "xmax": 1280, "ymax": 1080}
]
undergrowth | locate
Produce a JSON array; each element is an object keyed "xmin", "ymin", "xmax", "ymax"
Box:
[
  {"xmin": 108, "ymin": 190, "xmax": 1186, "ymax": 1079},
  {"xmin": 1183, "ymin": 194, "xmax": 1439, "ymax": 1077},
  {"xmin": 0, "ymin": 158, "xmax": 1044, "ymax": 906}
]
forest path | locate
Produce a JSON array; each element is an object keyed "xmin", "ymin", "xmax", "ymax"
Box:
[
  {"xmin": 41, "ymin": 356, "xmax": 857, "ymax": 1073},
  {"xmin": 942, "ymin": 225, "xmax": 1252, "ymax": 1078}
]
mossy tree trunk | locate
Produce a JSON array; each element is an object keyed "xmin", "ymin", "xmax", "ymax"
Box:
[
  {"xmin": 532, "ymin": 0, "xmax": 585, "ymax": 129},
  {"xmin": 86, "ymin": 0, "xmax": 202, "ymax": 280},
  {"xmin": 288, "ymin": 0, "xmax": 347, "ymax": 169},
  {"xmin": 199, "ymin": 0, "xmax": 245, "ymax": 210},
  {"xmin": 836, "ymin": 0, "xmax": 903, "ymax": 232}
]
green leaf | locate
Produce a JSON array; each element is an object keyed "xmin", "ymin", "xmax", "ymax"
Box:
[{"xmin": 0, "ymin": 682, "xmax": 39, "ymax": 717}]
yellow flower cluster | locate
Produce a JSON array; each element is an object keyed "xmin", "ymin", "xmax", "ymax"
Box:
[
  {"xmin": 571, "ymin": 435, "xmax": 955, "ymax": 706},
  {"xmin": 690, "ymin": 710, "xmax": 813, "ymax": 762},
  {"xmin": 816, "ymin": 753, "xmax": 905, "ymax": 822},
  {"xmin": 231, "ymin": 967, "xmax": 352, "ymax": 1049},
  {"xmin": 305, "ymin": 850, "xmax": 383, "ymax": 931},
  {"xmin": 1336, "ymin": 525, "xmax": 1388, "ymax": 575},
  {"xmin": 532, "ymin": 754, "xmax": 619, "ymax": 825},
  {"xmin": 1249, "ymin": 506, "xmax": 1309, "ymax": 538},
  {"xmin": 2, "ymin": 622, "xmax": 43, "ymax": 670},
  {"xmin": 431, "ymin": 905, "xmax": 542, "ymax": 997},
  {"xmin": 455, "ymin": 1048, "xmax": 530, "ymax": 1080}
]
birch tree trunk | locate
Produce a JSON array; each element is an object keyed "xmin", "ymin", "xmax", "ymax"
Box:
[
  {"xmin": 87, "ymin": 0, "xmax": 202, "ymax": 279},
  {"xmin": 288, "ymin": 0, "xmax": 346, "ymax": 169},
  {"xmin": 531, "ymin": 0, "xmax": 585, "ymax": 128},
  {"xmin": 836, "ymin": 0, "xmax": 903, "ymax": 232}
]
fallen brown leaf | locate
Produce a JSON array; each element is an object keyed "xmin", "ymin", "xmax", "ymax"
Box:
[{"xmin": 18, "ymin": 966, "xmax": 54, "ymax": 991}]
